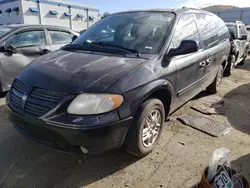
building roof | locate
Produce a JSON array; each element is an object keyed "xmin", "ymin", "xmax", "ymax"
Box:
[
  {"xmin": 0, "ymin": 0, "xmax": 98, "ymax": 11},
  {"xmin": 50, "ymin": 0, "xmax": 97, "ymax": 10}
]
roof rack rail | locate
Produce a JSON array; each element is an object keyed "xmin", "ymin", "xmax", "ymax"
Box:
[{"xmin": 235, "ymin": 20, "xmax": 243, "ymax": 23}]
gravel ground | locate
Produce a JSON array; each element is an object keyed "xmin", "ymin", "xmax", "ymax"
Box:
[{"xmin": 0, "ymin": 59, "xmax": 250, "ymax": 188}]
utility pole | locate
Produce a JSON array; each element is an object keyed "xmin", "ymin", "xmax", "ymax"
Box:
[{"xmin": 86, "ymin": 8, "xmax": 89, "ymax": 28}]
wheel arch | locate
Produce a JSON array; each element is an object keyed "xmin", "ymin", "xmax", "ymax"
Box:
[{"xmin": 132, "ymin": 79, "xmax": 174, "ymax": 118}]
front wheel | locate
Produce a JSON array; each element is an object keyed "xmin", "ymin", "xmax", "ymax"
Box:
[
  {"xmin": 124, "ymin": 99, "xmax": 165, "ymax": 157},
  {"xmin": 207, "ymin": 65, "xmax": 223, "ymax": 94},
  {"xmin": 239, "ymin": 50, "xmax": 248, "ymax": 65},
  {"xmin": 239, "ymin": 56, "xmax": 246, "ymax": 65}
]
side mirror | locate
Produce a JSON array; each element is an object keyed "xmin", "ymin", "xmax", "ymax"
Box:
[
  {"xmin": 4, "ymin": 44, "xmax": 17, "ymax": 54},
  {"xmin": 167, "ymin": 40, "xmax": 198, "ymax": 58},
  {"xmin": 72, "ymin": 35, "xmax": 78, "ymax": 42},
  {"xmin": 240, "ymin": 35, "xmax": 247, "ymax": 40}
]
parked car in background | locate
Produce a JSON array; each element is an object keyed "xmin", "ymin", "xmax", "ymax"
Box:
[
  {"xmin": 246, "ymin": 25, "xmax": 250, "ymax": 33},
  {"xmin": 0, "ymin": 24, "xmax": 79, "ymax": 92},
  {"xmin": 7, "ymin": 8, "xmax": 230, "ymax": 157},
  {"xmin": 226, "ymin": 21, "xmax": 249, "ymax": 69},
  {"xmin": 246, "ymin": 25, "xmax": 250, "ymax": 41},
  {"xmin": 224, "ymin": 32, "xmax": 237, "ymax": 76}
]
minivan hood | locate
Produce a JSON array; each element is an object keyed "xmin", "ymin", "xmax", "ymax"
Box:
[{"xmin": 17, "ymin": 50, "xmax": 147, "ymax": 93}]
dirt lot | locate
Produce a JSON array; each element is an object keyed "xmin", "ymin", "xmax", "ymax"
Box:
[{"xmin": 0, "ymin": 59, "xmax": 250, "ymax": 188}]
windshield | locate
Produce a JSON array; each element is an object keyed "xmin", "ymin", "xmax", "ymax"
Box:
[
  {"xmin": 226, "ymin": 24, "xmax": 237, "ymax": 36},
  {"xmin": 0, "ymin": 26, "xmax": 13, "ymax": 38},
  {"xmin": 72, "ymin": 12, "xmax": 175, "ymax": 55},
  {"xmin": 247, "ymin": 28, "xmax": 250, "ymax": 32}
]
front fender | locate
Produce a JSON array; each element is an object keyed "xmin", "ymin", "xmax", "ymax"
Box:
[{"xmin": 118, "ymin": 79, "xmax": 175, "ymax": 119}]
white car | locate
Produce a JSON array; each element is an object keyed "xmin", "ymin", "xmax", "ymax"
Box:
[
  {"xmin": 226, "ymin": 21, "xmax": 249, "ymax": 66},
  {"xmin": 246, "ymin": 25, "xmax": 250, "ymax": 36}
]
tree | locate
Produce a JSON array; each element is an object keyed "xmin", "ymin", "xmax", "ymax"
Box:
[{"xmin": 101, "ymin": 12, "xmax": 110, "ymax": 19}]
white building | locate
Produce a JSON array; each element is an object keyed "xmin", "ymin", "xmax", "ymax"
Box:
[{"xmin": 0, "ymin": 0, "xmax": 100, "ymax": 31}]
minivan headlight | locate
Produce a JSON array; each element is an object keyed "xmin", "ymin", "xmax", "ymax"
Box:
[{"xmin": 67, "ymin": 94, "xmax": 124, "ymax": 115}]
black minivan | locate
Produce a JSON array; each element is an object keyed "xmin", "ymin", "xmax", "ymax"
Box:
[{"xmin": 7, "ymin": 8, "xmax": 230, "ymax": 157}]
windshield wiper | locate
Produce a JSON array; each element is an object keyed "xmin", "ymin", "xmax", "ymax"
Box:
[
  {"xmin": 63, "ymin": 42, "xmax": 141, "ymax": 57},
  {"xmin": 88, "ymin": 42, "xmax": 141, "ymax": 57},
  {"xmin": 61, "ymin": 43, "xmax": 94, "ymax": 51}
]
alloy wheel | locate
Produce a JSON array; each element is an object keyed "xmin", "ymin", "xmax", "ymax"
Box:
[{"xmin": 142, "ymin": 109, "xmax": 162, "ymax": 148}]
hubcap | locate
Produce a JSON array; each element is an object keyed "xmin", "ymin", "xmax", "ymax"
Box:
[
  {"xmin": 216, "ymin": 68, "xmax": 223, "ymax": 88},
  {"xmin": 142, "ymin": 110, "xmax": 162, "ymax": 148}
]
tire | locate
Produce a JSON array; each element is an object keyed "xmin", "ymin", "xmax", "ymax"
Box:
[
  {"xmin": 239, "ymin": 56, "xmax": 246, "ymax": 65},
  {"xmin": 239, "ymin": 50, "xmax": 247, "ymax": 65},
  {"xmin": 224, "ymin": 57, "xmax": 235, "ymax": 77},
  {"xmin": 207, "ymin": 65, "xmax": 223, "ymax": 94},
  {"xmin": 124, "ymin": 99, "xmax": 165, "ymax": 158},
  {"xmin": 0, "ymin": 79, "xmax": 4, "ymax": 93}
]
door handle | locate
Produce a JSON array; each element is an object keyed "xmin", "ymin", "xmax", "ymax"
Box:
[
  {"xmin": 199, "ymin": 61, "xmax": 206, "ymax": 68},
  {"xmin": 206, "ymin": 58, "xmax": 212, "ymax": 65}
]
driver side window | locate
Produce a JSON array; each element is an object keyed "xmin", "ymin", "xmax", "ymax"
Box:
[
  {"xmin": 6, "ymin": 30, "xmax": 46, "ymax": 48},
  {"xmin": 172, "ymin": 14, "xmax": 200, "ymax": 49}
]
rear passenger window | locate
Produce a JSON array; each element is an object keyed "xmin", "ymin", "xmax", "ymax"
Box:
[
  {"xmin": 6, "ymin": 30, "xmax": 46, "ymax": 48},
  {"xmin": 194, "ymin": 14, "xmax": 229, "ymax": 49},
  {"xmin": 49, "ymin": 30, "xmax": 72, "ymax": 45},
  {"xmin": 172, "ymin": 14, "xmax": 200, "ymax": 49}
]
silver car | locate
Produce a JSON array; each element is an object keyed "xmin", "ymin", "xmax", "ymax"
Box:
[{"xmin": 0, "ymin": 24, "xmax": 79, "ymax": 92}]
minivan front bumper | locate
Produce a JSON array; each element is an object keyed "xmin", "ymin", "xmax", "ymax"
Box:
[{"xmin": 8, "ymin": 107, "xmax": 132, "ymax": 154}]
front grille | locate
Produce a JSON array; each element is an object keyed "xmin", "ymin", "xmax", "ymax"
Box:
[
  {"xmin": 10, "ymin": 79, "xmax": 28, "ymax": 111},
  {"xmin": 9, "ymin": 80, "xmax": 66, "ymax": 117},
  {"xmin": 12, "ymin": 79, "xmax": 28, "ymax": 94}
]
